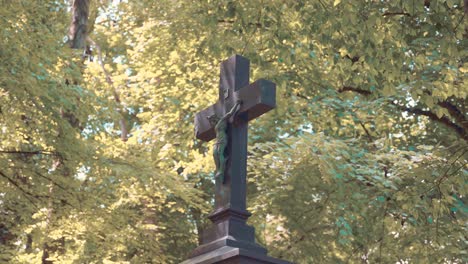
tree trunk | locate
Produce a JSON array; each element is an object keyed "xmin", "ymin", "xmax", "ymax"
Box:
[{"xmin": 68, "ymin": 0, "xmax": 89, "ymax": 49}]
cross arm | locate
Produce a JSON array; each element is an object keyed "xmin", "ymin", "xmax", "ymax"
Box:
[
  {"xmin": 194, "ymin": 79, "xmax": 276, "ymax": 142},
  {"xmin": 194, "ymin": 101, "xmax": 223, "ymax": 142},
  {"xmin": 236, "ymin": 79, "xmax": 276, "ymax": 122}
]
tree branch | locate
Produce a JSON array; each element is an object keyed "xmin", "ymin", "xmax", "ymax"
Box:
[
  {"xmin": 0, "ymin": 170, "xmax": 41, "ymax": 209},
  {"xmin": 383, "ymin": 12, "xmax": 411, "ymax": 17},
  {"xmin": 393, "ymin": 103, "xmax": 466, "ymax": 140},
  {"xmin": 336, "ymin": 86, "xmax": 466, "ymax": 140},
  {"xmin": 0, "ymin": 150, "xmax": 59, "ymax": 156},
  {"xmin": 32, "ymin": 171, "xmax": 72, "ymax": 195},
  {"xmin": 359, "ymin": 121, "xmax": 373, "ymax": 142},
  {"xmin": 437, "ymin": 101, "xmax": 468, "ymax": 132},
  {"xmin": 436, "ymin": 148, "xmax": 468, "ymax": 186},
  {"xmin": 338, "ymin": 86, "xmax": 372, "ymax": 95},
  {"xmin": 217, "ymin": 19, "xmax": 263, "ymax": 28}
]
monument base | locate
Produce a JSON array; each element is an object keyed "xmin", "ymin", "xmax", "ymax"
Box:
[
  {"xmin": 181, "ymin": 208, "xmax": 292, "ymax": 264},
  {"xmin": 181, "ymin": 245, "xmax": 292, "ymax": 264}
]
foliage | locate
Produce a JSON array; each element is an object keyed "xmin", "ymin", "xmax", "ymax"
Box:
[{"xmin": 0, "ymin": 0, "xmax": 466, "ymax": 263}]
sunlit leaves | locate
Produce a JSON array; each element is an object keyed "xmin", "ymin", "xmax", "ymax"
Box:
[{"xmin": 1, "ymin": 0, "xmax": 466, "ymax": 263}]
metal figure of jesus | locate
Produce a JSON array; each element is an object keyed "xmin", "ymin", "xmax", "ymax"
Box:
[{"xmin": 208, "ymin": 100, "xmax": 242, "ymax": 183}]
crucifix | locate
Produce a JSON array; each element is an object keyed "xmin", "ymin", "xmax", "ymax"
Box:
[
  {"xmin": 185, "ymin": 55, "xmax": 290, "ymax": 263},
  {"xmin": 195, "ymin": 55, "xmax": 275, "ymax": 217}
]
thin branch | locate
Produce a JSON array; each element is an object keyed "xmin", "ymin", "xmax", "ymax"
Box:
[
  {"xmin": 421, "ymin": 148, "xmax": 468, "ymax": 198},
  {"xmin": 0, "ymin": 171, "xmax": 50, "ymax": 199},
  {"xmin": 295, "ymin": 93, "xmax": 310, "ymax": 101},
  {"xmin": 0, "ymin": 170, "xmax": 40, "ymax": 209},
  {"xmin": 453, "ymin": 11, "xmax": 466, "ymax": 33},
  {"xmin": 383, "ymin": 12, "xmax": 411, "ymax": 17},
  {"xmin": 217, "ymin": 19, "xmax": 262, "ymax": 28},
  {"xmin": 436, "ymin": 148, "xmax": 468, "ymax": 186},
  {"xmin": 359, "ymin": 121, "xmax": 373, "ymax": 142},
  {"xmin": 0, "ymin": 150, "xmax": 59, "ymax": 156},
  {"xmin": 33, "ymin": 171, "xmax": 71, "ymax": 194}
]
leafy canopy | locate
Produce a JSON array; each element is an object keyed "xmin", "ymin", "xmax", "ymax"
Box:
[{"xmin": 0, "ymin": 0, "xmax": 466, "ymax": 263}]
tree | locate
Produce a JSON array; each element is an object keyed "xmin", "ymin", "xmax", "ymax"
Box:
[
  {"xmin": 1, "ymin": 1, "xmax": 203, "ymax": 263},
  {"xmin": 0, "ymin": 0, "xmax": 466, "ymax": 263}
]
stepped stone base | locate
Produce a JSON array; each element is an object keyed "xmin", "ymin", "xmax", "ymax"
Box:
[{"xmin": 181, "ymin": 245, "xmax": 292, "ymax": 264}]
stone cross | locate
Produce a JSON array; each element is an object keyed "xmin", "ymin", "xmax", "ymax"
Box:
[
  {"xmin": 194, "ymin": 55, "xmax": 275, "ymax": 218},
  {"xmin": 185, "ymin": 55, "xmax": 290, "ymax": 263}
]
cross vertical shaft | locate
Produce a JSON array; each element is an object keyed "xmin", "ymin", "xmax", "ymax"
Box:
[{"xmin": 214, "ymin": 55, "xmax": 250, "ymax": 214}]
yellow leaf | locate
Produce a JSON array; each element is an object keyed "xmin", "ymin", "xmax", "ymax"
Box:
[
  {"xmin": 334, "ymin": 0, "xmax": 341, "ymax": 6},
  {"xmin": 339, "ymin": 47, "xmax": 347, "ymax": 56}
]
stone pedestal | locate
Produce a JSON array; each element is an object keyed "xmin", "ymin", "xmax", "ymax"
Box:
[{"xmin": 181, "ymin": 208, "xmax": 292, "ymax": 264}]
